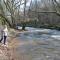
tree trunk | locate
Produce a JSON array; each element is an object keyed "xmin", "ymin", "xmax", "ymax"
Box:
[
  {"xmin": 22, "ymin": 0, "xmax": 26, "ymax": 30},
  {"xmin": 22, "ymin": 23, "xmax": 26, "ymax": 30}
]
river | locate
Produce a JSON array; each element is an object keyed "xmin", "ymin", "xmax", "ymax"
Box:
[{"xmin": 15, "ymin": 27, "xmax": 60, "ymax": 60}]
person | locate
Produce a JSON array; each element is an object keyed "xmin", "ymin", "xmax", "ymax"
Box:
[{"xmin": 0, "ymin": 25, "xmax": 8, "ymax": 45}]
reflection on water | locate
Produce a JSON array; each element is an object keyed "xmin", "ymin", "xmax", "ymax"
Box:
[{"xmin": 16, "ymin": 27, "xmax": 60, "ymax": 60}]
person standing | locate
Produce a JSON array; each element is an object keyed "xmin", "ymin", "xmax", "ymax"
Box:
[
  {"xmin": 0, "ymin": 25, "xmax": 8, "ymax": 45},
  {"xmin": 0, "ymin": 25, "xmax": 4, "ymax": 43}
]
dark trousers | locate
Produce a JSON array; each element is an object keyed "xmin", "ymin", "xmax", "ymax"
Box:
[{"xmin": 0, "ymin": 36, "xmax": 7, "ymax": 45}]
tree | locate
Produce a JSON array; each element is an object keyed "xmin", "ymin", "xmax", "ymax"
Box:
[
  {"xmin": 0, "ymin": 0, "xmax": 60, "ymax": 29},
  {"xmin": 0, "ymin": 0, "xmax": 30, "ymax": 30}
]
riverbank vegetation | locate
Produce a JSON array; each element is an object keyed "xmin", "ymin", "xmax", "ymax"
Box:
[{"xmin": 0, "ymin": 0, "xmax": 60, "ymax": 30}]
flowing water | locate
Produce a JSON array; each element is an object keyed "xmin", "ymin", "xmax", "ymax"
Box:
[{"xmin": 16, "ymin": 27, "xmax": 60, "ymax": 60}]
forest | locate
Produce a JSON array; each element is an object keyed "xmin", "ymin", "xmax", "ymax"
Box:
[{"xmin": 0, "ymin": 0, "xmax": 60, "ymax": 30}]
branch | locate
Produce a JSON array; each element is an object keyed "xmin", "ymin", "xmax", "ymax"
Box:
[
  {"xmin": 3, "ymin": 0, "xmax": 12, "ymax": 13},
  {"xmin": 54, "ymin": 0, "xmax": 60, "ymax": 7},
  {"xmin": 0, "ymin": 14, "xmax": 12, "ymax": 27}
]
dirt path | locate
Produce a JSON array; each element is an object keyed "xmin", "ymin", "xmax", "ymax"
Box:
[{"xmin": 0, "ymin": 37, "xmax": 21, "ymax": 60}]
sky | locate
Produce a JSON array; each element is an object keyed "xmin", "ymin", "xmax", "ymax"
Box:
[
  {"xmin": 4, "ymin": 0, "xmax": 60, "ymax": 12},
  {"xmin": 20, "ymin": 0, "xmax": 31, "ymax": 11}
]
